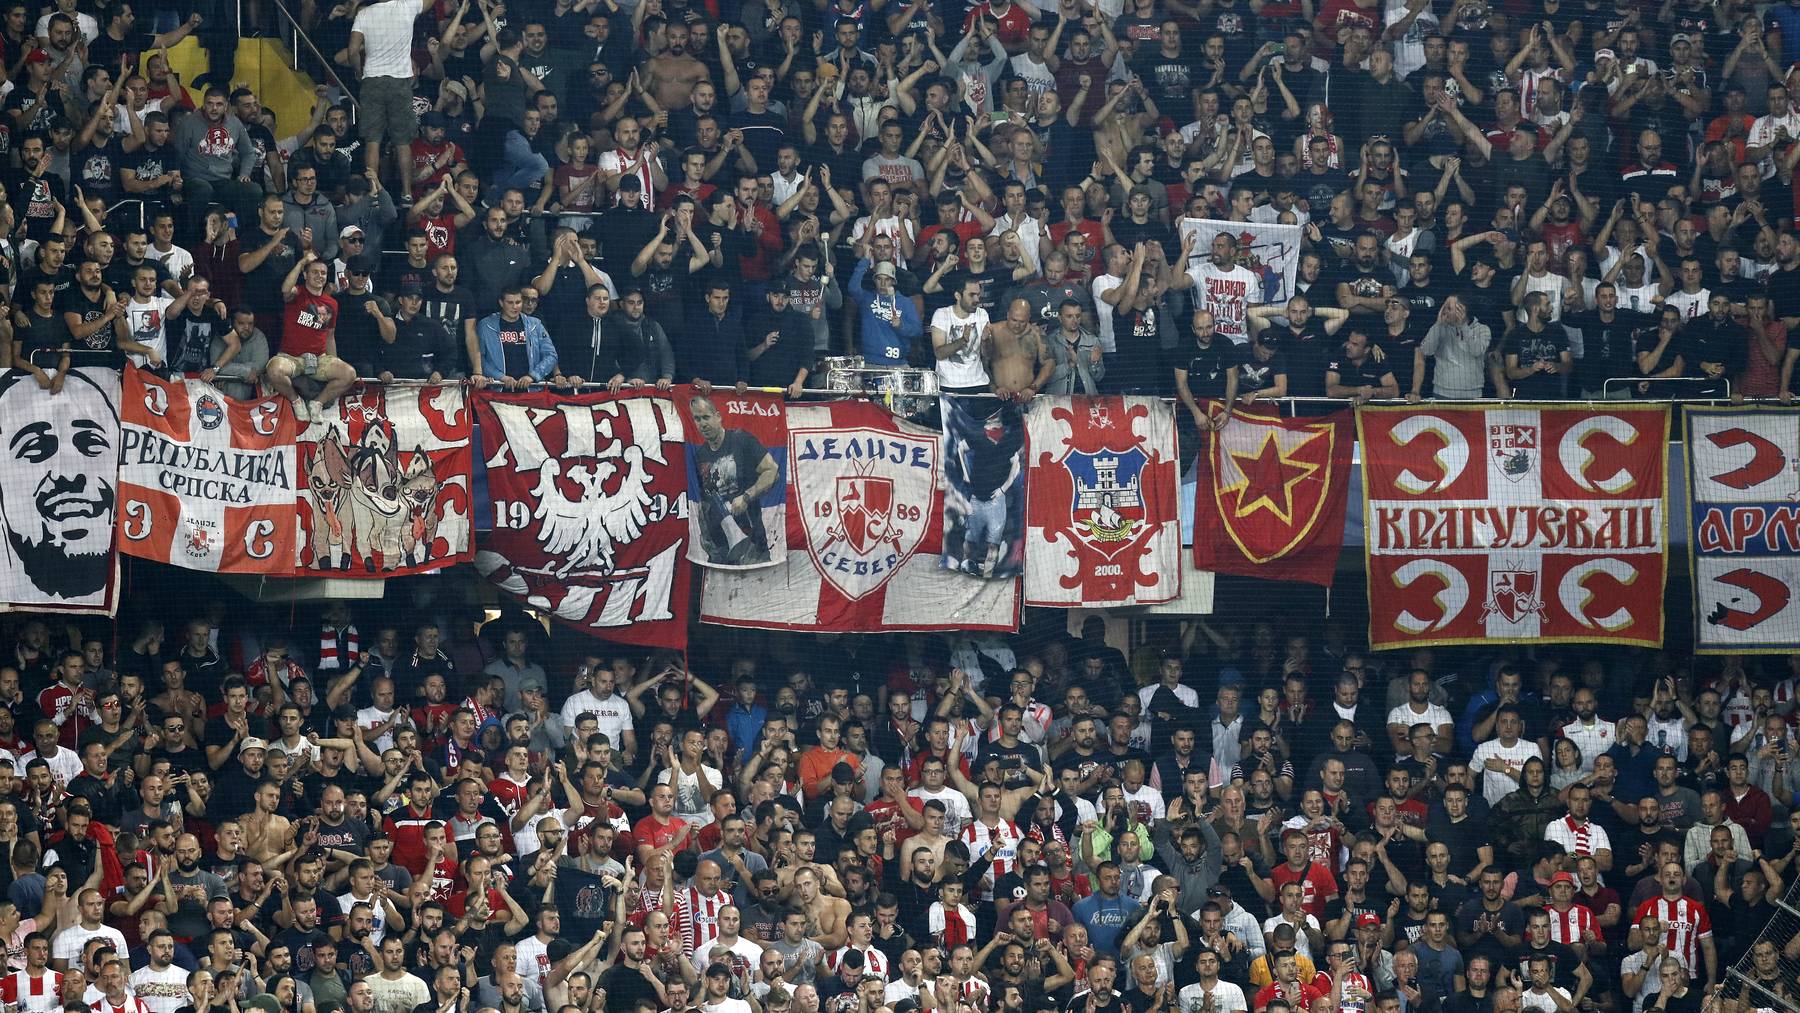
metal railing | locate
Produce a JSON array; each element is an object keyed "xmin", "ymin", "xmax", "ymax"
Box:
[
  {"xmin": 266, "ymin": 0, "xmax": 359, "ymax": 108},
  {"xmin": 1721, "ymin": 870, "xmax": 1800, "ymax": 1013}
]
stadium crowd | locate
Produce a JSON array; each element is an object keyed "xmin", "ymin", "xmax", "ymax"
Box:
[
  {"xmin": 3, "ymin": 0, "xmax": 1800, "ymax": 421},
  {"xmin": 0, "ymin": 601, "xmax": 1787, "ymax": 1013}
]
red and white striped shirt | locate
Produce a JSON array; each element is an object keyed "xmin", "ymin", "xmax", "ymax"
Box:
[
  {"xmin": 1634, "ymin": 896, "xmax": 1713, "ymax": 973},
  {"xmin": 672, "ymin": 886, "xmax": 731, "ymax": 957},
  {"xmin": 1546, "ymin": 903, "xmax": 1597, "ymax": 946},
  {"xmin": 3, "ymin": 969, "xmax": 65, "ymax": 1013},
  {"xmin": 824, "ymin": 946, "xmax": 890, "ymax": 979},
  {"xmin": 91, "ymin": 997, "xmax": 152, "ymax": 1013},
  {"xmin": 960, "ymin": 817, "xmax": 1023, "ymax": 901}
]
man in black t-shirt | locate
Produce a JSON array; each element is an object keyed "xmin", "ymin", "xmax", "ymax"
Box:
[
  {"xmin": 1503, "ymin": 292, "xmax": 1571, "ymax": 399},
  {"xmin": 1173, "ymin": 309, "xmax": 1240, "ymax": 429},
  {"xmin": 689, "ymin": 393, "xmax": 777, "ymax": 566},
  {"xmin": 1325, "ymin": 329, "xmax": 1400, "ymax": 403},
  {"xmin": 1563, "ymin": 282, "xmax": 1652, "ymax": 397},
  {"xmin": 1235, "ymin": 330, "xmax": 1289, "ymax": 401}
]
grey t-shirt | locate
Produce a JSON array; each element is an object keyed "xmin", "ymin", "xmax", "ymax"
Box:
[{"xmin": 166, "ymin": 868, "xmax": 229, "ymax": 940}]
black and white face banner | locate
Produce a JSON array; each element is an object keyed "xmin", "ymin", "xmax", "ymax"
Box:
[{"xmin": 0, "ymin": 368, "xmax": 120, "ymax": 613}]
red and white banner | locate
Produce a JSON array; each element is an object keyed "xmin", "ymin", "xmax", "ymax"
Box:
[
  {"xmin": 1685, "ymin": 407, "xmax": 1800, "ymax": 653},
  {"xmin": 117, "ymin": 366, "xmax": 297, "ymax": 573},
  {"xmin": 1359, "ymin": 404, "xmax": 1669, "ymax": 649},
  {"xmin": 1023, "ymin": 396, "xmax": 1181, "ymax": 607},
  {"xmin": 700, "ymin": 401, "xmax": 1018, "ymax": 632},
  {"xmin": 296, "ymin": 384, "xmax": 474, "ymax": 575},
  {"xmin": 473, "ymin": 389, "xmax": 692, "ymax": 649}
]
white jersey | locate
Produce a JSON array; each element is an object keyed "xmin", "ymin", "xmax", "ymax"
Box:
[
  {"xmin": 122, "ymin": 295, "xmax": 174, "ymax": 368},
  {"xmin": 929, "ymin": 306, "xmax": 991, "ymax": 389},
  {"xmin": 1664, "ymin": 288, "xmax": 1710, "ymax": 321},
  {"xmin": 1177, "ymin": 981, "xmax": 1248, "ymax": 1013},
  {"xmin": 1188, "ymin": 262, "xmax": 1259, "ymax": 344},
  {"xmin": 2, "ymin": 970, "xmax": 65, "ymax": 1013}
]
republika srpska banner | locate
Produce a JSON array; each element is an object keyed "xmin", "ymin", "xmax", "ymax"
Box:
[
  {"xmin": 0, "ymin": 368, "xmax": 120, "ymax": 614},
  {"xmin": 473, "ymin": 389, "xmax": 692, "ymax": 649},
  {"xmin": 1359, "ymin": 404, "xmax": 1669, "ymax": 649},
  {"xmin": 1686, "ymin": 407, "xmax": 1800, "ymax": 653},
  {"xmin": 700, "ymin": 400, "xmax": 1019, "ymax": 632},
  {"xmin": 117, "ymin": 366, "xmax": 297, "ymax": 573}
]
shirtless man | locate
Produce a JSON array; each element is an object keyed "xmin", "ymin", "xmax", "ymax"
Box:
[
  {"xmin": 901, "ymin": 800, "xmax": 953, "ymax": 871},
  {"xmin": 152, "ymin": 661, "xmax": 205, "ymax": 744},
  {"xmin": 791, "ymin": 866, "xmax": 848, "ymax": 948},
  {"xmin": 643, "ymin": 23, "xmax": 710, "ymax": 109},
  {"xmin": 983, "ymin": 297, "xmax": 1053, "ymax": 400},
  {"xmin": 242, "ymin": 780, "xmax": 293, "ymax": 863}
]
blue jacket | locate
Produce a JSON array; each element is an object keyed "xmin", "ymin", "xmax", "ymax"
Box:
[
  {"xmin": 725, "ymin": 700, "xmax": 767, "ymax": 758},
  {"xmin": 849, "ymin": 259, "xmax": 923, "ymax": 364},
  {"xmin": 476, "ymin": 312, "xmax": 559, "ymax": 381}
]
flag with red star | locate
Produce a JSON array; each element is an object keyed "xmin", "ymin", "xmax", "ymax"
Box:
[{"xmin": 1193, "ymin": 408, "xmax": 1353, "ymax": 587}]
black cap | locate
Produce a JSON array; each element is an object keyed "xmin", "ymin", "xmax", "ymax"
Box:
[
  {"xmin": 346, "ymin": 254, "xmax": 377, "ymax": 276},
  {"xmin": 705, "ymin": 964, "xmax": 733, "ymax": 979},
  {"xmin": 422, "ymin": 110, "xmax": 449, "ymax": 129},
  {"xmin": 399, "ymin": 282, "xmax": 425, "ymax": 299}
]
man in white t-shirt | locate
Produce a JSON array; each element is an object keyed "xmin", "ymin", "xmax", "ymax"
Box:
[
  {"xmin": 1385, "ymin": 670, "xmax": 1455, "ymax": 754},
  {"xmin": 120, "ymin": 264, "xmax": 173, "ymax": 368},
  {"xmin": 560, "ymin": 663, "xmax": 636, "ymax": 763},
  {"xmin": 1177, "ymin": 949, "xmax": 1248, "ymax": 1013},
  {"xmin": 348, "ymin": 0, "xmax": 424, "ymax": 196},
  {"xmin": 1470, "ymin": 708, "xmax": 1543, "ymax": 806},
  {"xmin": 1175, "ymin": 231, "xmax": 1257, "ymax": 345},
  {"xmin": 929, "ymin": 278, "xmax": 991, "ymax": 393},
  {"xmin": 513, "ymin": 907, "xmax": 558, "ymax": 992},
  {"xmin": 356, "ymin": 677, "xmax": 404, "ymax": 753},
  {"xmin": 698, "ymin": 965, "xmax": 752, "ymax": 1013}
]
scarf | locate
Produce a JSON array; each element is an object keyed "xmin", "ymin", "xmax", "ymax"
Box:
[{"xmin": 319, "ymin": 623, "xmax": 359, "ymax": 671}]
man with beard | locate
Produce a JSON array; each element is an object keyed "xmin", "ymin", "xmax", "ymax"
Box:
[
  {"xmin": 687, "ymin": 394, "xmax": 777, "ymax": 566},
  {"xmin": 61, "ymin": 258, "xmax": 125, "ymax": 361},
  {"xmin": 163, "ymin": 833, "xmax": 227, "ymax": 942},
  {"xmin": 0, "ymin": 369, "xmax": 117, "ymax": 606}
]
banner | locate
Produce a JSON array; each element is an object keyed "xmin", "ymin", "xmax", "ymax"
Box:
[
  {"xmin": 296, "ymin": 384, "xmax": 474, "ymax": 575},
  {"xmin": 0, "ymin": 368, "xmax": 120, "ymax": 614},
  {"xmin": 1360, "ymin": 404, "xmax": 1669, "ymax": 649},
  {"xmin": 941, "ymin": 397, "xmax": 1025, "ymax": 578},
  {"xmin": 1178, "ymin": 217, "xmax": 1304, "ymax": 304},
  {"xmin": 1686, "ymin": 407, "xmax": 1800, "ymax": 653},
  {"xmin": 674, "ymin": 387, "xmax": 787, "ymax": 569},
  {"xmin": 700, "ymin": 401, "xmax": 1019, "ymax": 632},
  {"xmin": 1023, "ymin": 396, "xmax": 1181, "ymax": 607},
  {"xmin": 473, "ymin": 390, "xmax": 692, "ymax": 649},
  {"xmin": 118, "ymin": 367, "xmax": 297, "ymax": 573},
  {"xmin": 1194, "ymin": 409, "xmax": 1353, "ymax": 587}
]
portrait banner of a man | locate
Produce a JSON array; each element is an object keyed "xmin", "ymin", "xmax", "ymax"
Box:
[
  {"xmin": 675, "ymin": 386, "xmax": 788, "ymax": 570},
  {"xmin": 0, "ymin": 367, "xmax": 121, "ymax": 615}
]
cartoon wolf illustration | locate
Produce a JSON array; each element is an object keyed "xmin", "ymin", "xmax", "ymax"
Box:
[
  {"xmin": 398, "ymin": 451, "xmax": 441, "ymax": 565},
  {"xmin": 305, "ymin": 438, "xmax": 352, "ymax": 568},
  {"xmin": 345, "ymin": 425, "xmax": 405, "ymax": 570}
]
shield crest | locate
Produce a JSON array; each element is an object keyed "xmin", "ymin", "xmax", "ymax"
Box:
[
  {"xmin": 1211, "ymin": 415, "xmax": 1335, "ymax": 563},
  {"xmin": 1488, "ymin": 568, "xmax": 1542, "ymax": 623},
  {"xmin": 836, "ymin": 475, "xmax": 896, "ymax": 555},
  {"xmin": 1489, "ymin": 423, "xmax": 1538, "ymax": 482},
  {"xmin": 792, "ymin": 424, "xmax": 937, "ymax": 601},
  {"xmin": 1066, "ymin": 447, "xmax": 1148, "ymax": 558}
]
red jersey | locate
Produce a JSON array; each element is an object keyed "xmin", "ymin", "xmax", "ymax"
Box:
[
  {"xmin": 282, "ymin": 288, "xmax": 338, "ymax": 357},
  {"xmin": 409, "ymin": 139, "xmax": 464, "ymax": 190},
  {"xmin": 383, "ymin": 804, "xmax": 437, "ymax": 875},
  {"xmin": 1546, "ymin": 903, "xmax": 1596, "ymax": 946},
  {"xmin": 36, "ymin": 683, "xmax": 94, "ymax": 747},
  {"xmin": 1270, "ymin": 861, "xmax": 1339, "ymax": 919},
  {"xmin": 1634, "ymin": 895, "xmax": 1712, "ymax": 973},
  {"xmin": 2, "ymin": 969, "xmax": 64, "ymax": 1013},
  {"xmin": 1254, "ymin": 979, "xmax": 1327, "ymax": 1012},
  {"xmin": 632, "ymin": 814, "xmax": 688, "ymax": 854}
]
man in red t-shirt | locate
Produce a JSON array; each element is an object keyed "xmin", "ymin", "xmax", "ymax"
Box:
[
  {"xmin": 1252, "ymin": 951, "xmax": 1327, "ymax": 1012},
  {"xmin": 1268, "ymin": 828, "xmax": 1340, "ymax": 919},
  {"xmin": 632, "ymin": 782, "xmax": 691, "ymax": 864},
  {"xmin": 267, "ymin": 252, "xmax": 356, "ymax": 419},
  {"xmin": 408, "ymin": 112, "xmax": 467, "ymax": 195}
]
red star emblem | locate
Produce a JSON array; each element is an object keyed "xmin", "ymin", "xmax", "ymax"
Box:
[{"xmin": 1226, "ymin": 430, "xmax": 1319, "ymax": 524}]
